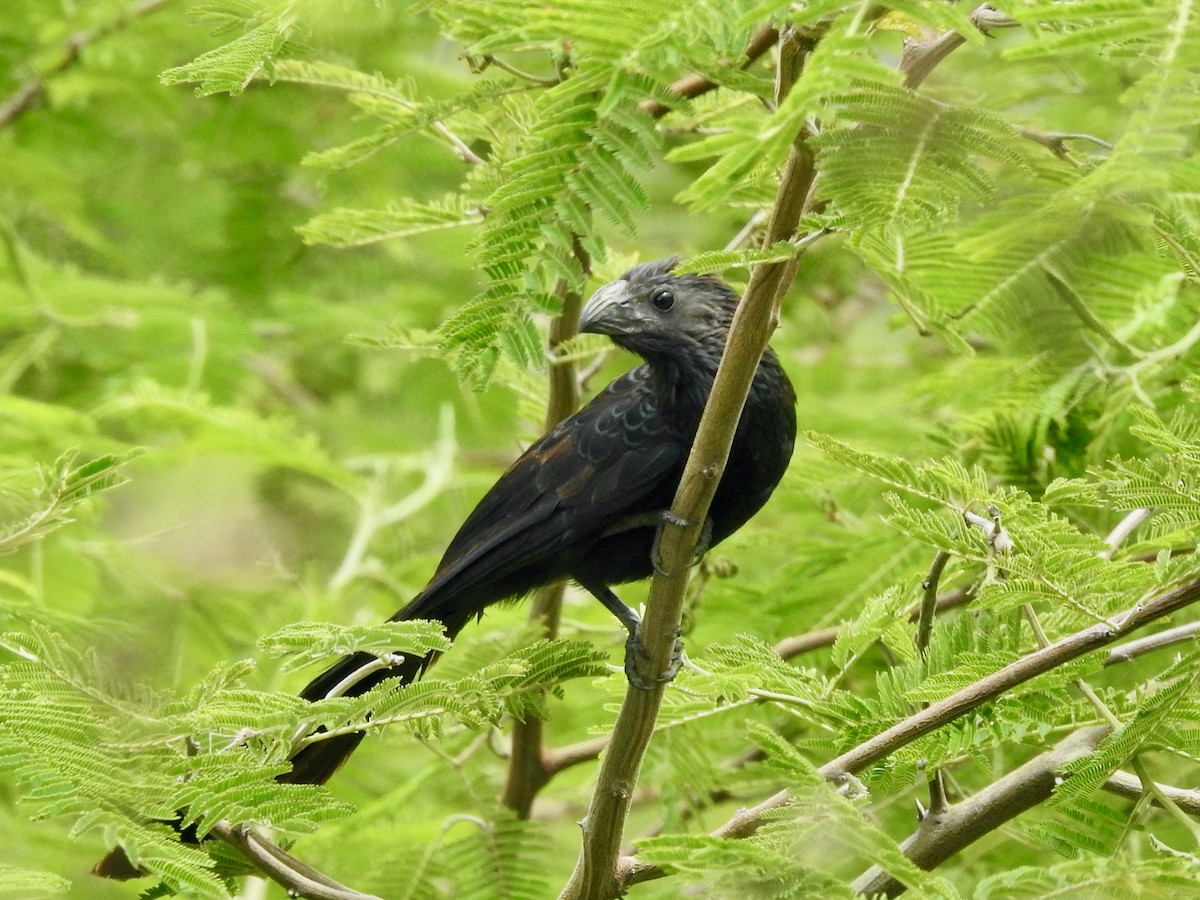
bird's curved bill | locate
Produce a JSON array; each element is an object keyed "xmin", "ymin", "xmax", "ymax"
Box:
[{"xmin": 579, "ymin": 280, "xmax": 635, "ymax": 336}]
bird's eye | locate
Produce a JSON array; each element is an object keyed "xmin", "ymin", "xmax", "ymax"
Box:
[{"xmin": 651, "ymin": 289, "xmax": 675, "ymax": 312}]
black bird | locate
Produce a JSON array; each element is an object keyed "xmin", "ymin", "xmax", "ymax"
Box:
[
  {"xmin": 284, "ymin": 258, "xmax": 797, "ymax": 786},
  {"xmin": 94, "ymin": 258, "xmax": 796, "ymax": 879}
]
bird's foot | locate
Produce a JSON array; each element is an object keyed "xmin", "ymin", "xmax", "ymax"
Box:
[
  {"xmin": 651, "ymin": 513, "xmax": 713, "ymax": 576},
  {"xmin": 624, "ymin": 624, "xmax": 684, "ymax": 690}
]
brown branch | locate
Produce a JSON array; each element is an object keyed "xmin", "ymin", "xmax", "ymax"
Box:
[
  {"xmin": 916, "ymin": 551, "xmax": 952, "ymax": 658},
  {"xmin": 0, "ymin": 0, "xmax": 175, "ymax": 131},
  {"xmin": 502, "ymin": 243, "xmax": 589, "ymax": 818},
  {"xmin": 639, "ymin": 26, "xmax": 780, "ymax": 119},
  {"xmin": 853, "ymin": 732, "xmax": 1200, "ymax": 898},
  {"xmin": 774, "ymin": 585, "xmax": 976, "ymax": 660},
  {"xmin": 560, "ymin": 26, "xmax": 821, "ymax": 900},
  {"xmin": 210, "ymin": 821, "xmax": 382, "ymax": 900},
  {"xmin": 1104, "ymin": 768, "xmax": 1200, "ymax": 817},
  {"xmin": 1104, "ymin": 620, "xmax": 1200, "ymax": 666},
  {"xmin": 916, "ymin": 551, "xmax": 954, "ymax": 816},
  {"xmin": 850, "ymin": 726, "xmax": 1111, "ymax": 897},
  {"xmin": 900, "ymin": 4, "xmax": 1021, "ymax": 91},
  {"xmin": 544, "ymin": 736, "xmax": 611, "ymax": 776},
  {"xmin": 623, "ymin": 571, "xmax": 1200, "ymax": 887}
]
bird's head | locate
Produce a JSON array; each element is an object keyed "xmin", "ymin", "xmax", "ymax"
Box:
[{"xmin": 579, "ymin": 258, "xmax": 737, "ymax": 361}]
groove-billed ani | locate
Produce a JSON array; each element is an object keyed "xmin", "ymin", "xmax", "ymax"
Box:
[
  {"xmin": 94, "ymin": 259, "xmax": 795, "ymax": 879},
  {"xmin": 95, "ymin": 258, "xmax": 795, "ymax": 878},
  {"xmin": 284, "ymin": 258, "xmax": 796, "ymax": 786}
]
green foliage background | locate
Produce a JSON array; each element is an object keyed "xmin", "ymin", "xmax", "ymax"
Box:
[{"xmin": 1, "ymin": 0, "xmax": 1199, "ymax": 897}]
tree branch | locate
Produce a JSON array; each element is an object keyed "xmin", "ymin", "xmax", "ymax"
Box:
[
  {"xmin": 1104, "ymin": 620, "xmax": 1200, "ymax": 666},
  {"xmin": 900, "ymin": 5, "xmax": 1021, "ymax": 91},
  {"xmin": 559, "ymin": 27, "xmax": 821, "ymax": 900},
  {"xmin": 1104, "ymin": 768, "xmax": 1200, "ymax": 818},
  {"xmin": 0, "ymin": 0, "xmax": 176, "ymax": 131},
  {"xmin": 639, "ymin": 26, "xmax": 780, "ymax": 119},
  {"xmin": 916, "ymin": 551, "xmax": 952, "ymax": 658},
  {"xmin": 502, "ymin": 245, "xmax": 589, "ymax": 818},
  {"xmin": 850, "ymin": 726, "xmax": 1111, "ymax": 897},
  {"xmin": 210, "ymin": 821, "xmax": 382, "ymax": 900},
  {"xmin": 623, "ymin": 571, "xmax": 1200, "ymax": 887}
]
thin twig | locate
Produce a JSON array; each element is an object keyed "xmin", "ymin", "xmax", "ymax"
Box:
[
  {"xmin": 1104, "ymin": 620, "xmax": 1200, "ymax": 666},
  {"xmin": 543, "ymin": 736, "xmax": 611, "ymax": 776},
  {"xmin": 1100, "ymin": 508, "xmax": 1152, "ymax": 560},
  {"xmin": 917, "ymin": 551, "xmax": 953, "ymax": 815},
  {"xmin": 1129, "ymin": 756, "xmax": 1200, "ymax": 846},
  {"xmin": 502, "ymin": 242, "xmax": 589, "ymax": 818},
  {"xmin": 1104, "ymin": 768, "xmax": 1200, "ymax": 817},
  {"xmin": 470, "ymin": 54, "xmax": 560, "ymax": 87},
  {"xmin": 917, "ymin": 552, "xmax": 952, "ymax": 658},
  {"xmin": 211, "ymin": 821, "xmax": 383, "ymax": 900},
  {"xmin": 639, "ymin": 26, "xmax": 781, "ymax": 119},
  {"xmin": 623, "ymin": 571, "xmax": 1200, "ymax": 887},
  {"xmin": 328, "ymin": 409, "xmax": 456, "ymax": 591},
  {"xmin": 0, "ymin": 0, "xmax": 175, "ymax": 130}
]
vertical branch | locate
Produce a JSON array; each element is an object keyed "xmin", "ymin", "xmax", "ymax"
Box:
[
  {"xmin": 560, "ymin": 27, "xmax": 821, "ymax": 900},
  {"xmin": 502, "ymin": 243, "xmax": 589, "ymax": 817}
]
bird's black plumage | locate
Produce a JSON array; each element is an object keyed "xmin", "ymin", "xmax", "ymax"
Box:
[
  {"xmin": 285, "ymin": 258, "xmax": 797, "ymax": 785},
  {"xmin": 92, "ymin": 258, "xmax": 797, "ymax": 880}
]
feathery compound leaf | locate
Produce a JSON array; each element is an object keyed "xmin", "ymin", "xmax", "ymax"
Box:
[
  {"xmin": 0, "ymin": 626, "xmax": 233, "ymax": 896},
  {"xmin": 816, "ymin": 87, "xmax": 1022, "ymax": 231},
  {"xmin": 639, "ymin": 723, "xmax": 960, "ymax": 898},
  {"xmin": 0, "ymin": 449, "xmax": 142, "ymax": 556},
  {"xmin": 257, "ymin": 620, "xmax": 452, "ymax": 671},
  {"xmin": 0, "ymin": 864, "xmax": 70, "ymax": 898},
  {"xmin": 1053, "ymin": 655, "xmax": 1200, "ymax": 805},
  {"xmin": 977, "ymin": 855, "xmax": 1200, "ymax": 897},
  {"xmin": 674, "ymin": 242, "xmax": 799, "ymax": 275},
  {"xmin": 298, "ymin": 197, "xmax": 485, "ymax": 247},
  {"xmin": 161, "ymin": 12, "xmax": 298, "ymax": 96},
  {"xmin": 426, "ymin": 812, "xmax": 551, "ymax": 900}
]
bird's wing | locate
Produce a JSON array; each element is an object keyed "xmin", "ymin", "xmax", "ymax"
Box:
[{"xmin": 419, "ymin": 367, "xmax": 682, "ymax": 598}]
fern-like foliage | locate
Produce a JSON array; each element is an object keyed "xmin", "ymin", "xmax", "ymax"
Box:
[
  {"xmin": 1053, "ymin": 653, "xmax": 1200, "ymax": 806},
  {"xmin": 0, "ymin": 618, "xmax": 607, "ymax": 897},
  {"xmin": 1048, "ymin": 385, "xmax": 1200, "ymax": 550},
  {"xmin": 975, "ymin": 856, "xmax": 1200, "ymax": 897},
  {"xmin": 93, "ymin": 381, "xmax": 358, "ymax": 491},
  {"xmin": 0, "ymin": 864, "xmax": 71, "ymax": 898},
  {"xmin": 0, "ymin": 449, "xmax": 141, "ymax": 556},
  {"xmin": 637, "ymin": 723, "xmax": 961, "ymax": 898}
]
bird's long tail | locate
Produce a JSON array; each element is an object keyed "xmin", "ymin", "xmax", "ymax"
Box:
[
  {"xmin": 281, "ymin": 597, "xmax": 474, "ymax": 786},
  {"xmin": 93, "ymin": 593, "xmax": 475, "ymax": 879}
]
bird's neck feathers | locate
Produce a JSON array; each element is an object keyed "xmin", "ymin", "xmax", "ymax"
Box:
[{"xmin": 642, "ymin": 335, "xmax": 727, "ymax": 426}]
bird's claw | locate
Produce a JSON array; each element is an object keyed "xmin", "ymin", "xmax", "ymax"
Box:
[
  {"xmin": 624, "ymin": 624, "xmax": 684, "ymax": 690},
  {"xmin": 650, "ymin": 513, "xmax": 713, "ymax": 576}
]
